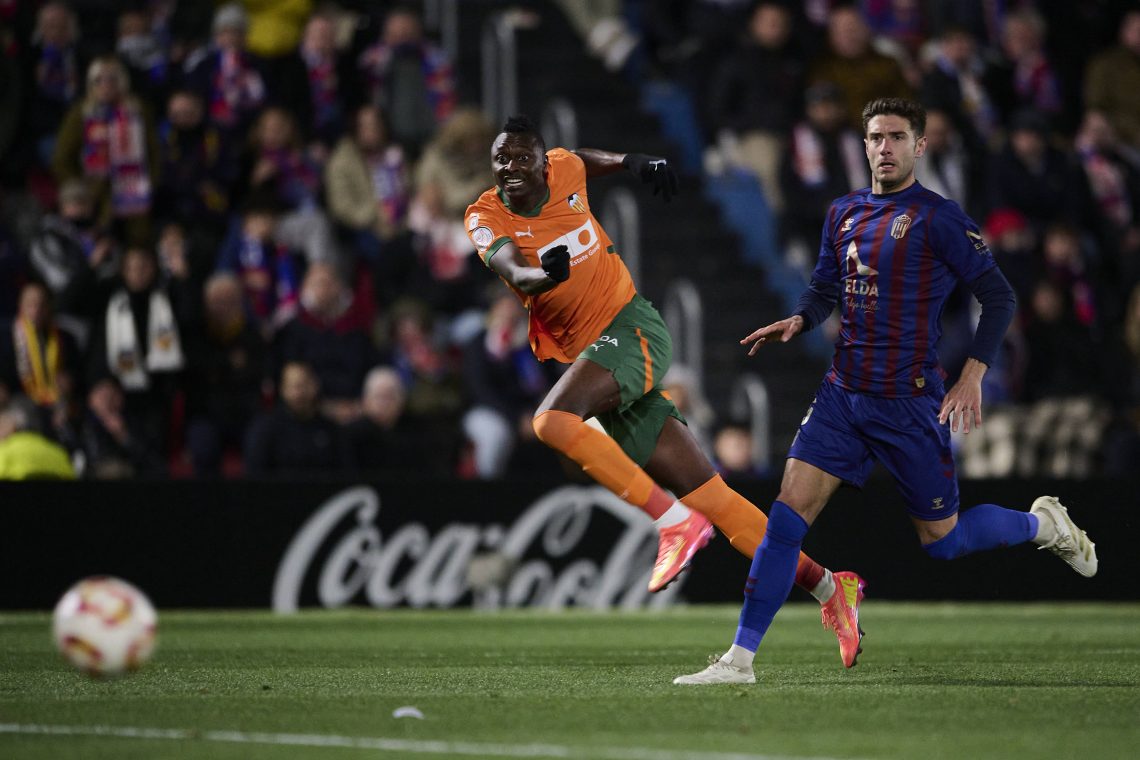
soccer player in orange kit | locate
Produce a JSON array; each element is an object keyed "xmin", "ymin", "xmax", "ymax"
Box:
[{"xmin": 464, "ymin": 115, "xmax": 865, "ymax": 666}]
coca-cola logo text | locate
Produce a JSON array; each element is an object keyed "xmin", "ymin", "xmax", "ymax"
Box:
[{"xmin": 271, "ymin": 485, "xmax": 684, "ymax": 612}]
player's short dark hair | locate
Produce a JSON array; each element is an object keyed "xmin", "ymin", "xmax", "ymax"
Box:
[
  {"xmin": 862, "ymin": 98, "xmax": 926, "ymax": 138},
  {"xmin": 501, "ymin": 114, "xmax": 545, "ymax": 152}
]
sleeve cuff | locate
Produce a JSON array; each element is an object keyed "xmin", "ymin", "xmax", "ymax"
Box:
[{"xmin": 481, "ymin": 236, "xmax": 512, "ymax": 265}]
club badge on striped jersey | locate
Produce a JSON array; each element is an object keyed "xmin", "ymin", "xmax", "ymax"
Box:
[
  {"xmin": 890, "ymin": 213, "xmax": 912, "ymax": 239},
  {"xmin": 567, "ymin": 193, "xmax": 586, "ymax": 213}
]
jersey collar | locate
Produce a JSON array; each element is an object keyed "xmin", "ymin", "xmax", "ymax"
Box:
[{"xmin": 497, "ymin": 185, "xmax": 551, "ymax": 218}]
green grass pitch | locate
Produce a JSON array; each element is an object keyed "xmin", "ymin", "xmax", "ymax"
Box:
[{"xmin": 2, "ymin": 603, "xmax": 1138, "ymax": 759}]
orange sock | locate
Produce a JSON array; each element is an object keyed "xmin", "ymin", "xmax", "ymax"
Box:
[
  {"xmin": 532, "ymin": 410, "xmax": 673, "ymax": 519},
  {"xmin": 679, "ymin": 474, "xmax": 826, "ymax": 591}
]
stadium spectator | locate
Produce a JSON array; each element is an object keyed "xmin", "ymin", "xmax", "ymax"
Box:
[
  {"xmin": 1084, "ymin": 9, "xmax": 1140, "ymax": 151},
  {"xmin": 414, "ymin": 109, "xmax": 498, "ymax": 221},
  {"xmin": 52, "ymin": 56, "xmax": 160, "ymax": 247},
  {"xmin": 460, "ymin": 290, "xmax": 557, "ymax": 479},
  {"xmin": 154, "ymin": 89, "xmax": 234, "ymax": 237},
  {"xmin": 1103, "ymin": 282, "xmax": 1140, "ymax": 474},
  {"xmin": 1073, "ymin": 109, "xmax": 1140, "ymax": 301},
  {"xmin": 639, "ymin": 0, "xmax": 755, "ymax": 98},
  {"xmin": 808, "ymin": 5, "xmax": 912, "ymax": 130},
  {"xmin": 271, "ymin": 10, "xmax": 353, "ymax": 149},
  {"xmin": 0, "ymin": 282, "xmax": 80, "ymax": 439},
  {"xmin": 707, "ymin": 1, "xmax": 804, "ymax": 212},
  {"xmin": 0, "ymin": 26, "xmax": 20, "ymax": 184},
  {"xmin": 712, "ymin": 423, "xmax": 763, "ymax": 480},
  {"xmin": 345, "ymin": 365, "xmax": 435, "ymax": 476},
  {"xmin": 325, "ymin": 103, "xmax": 415, "ymax": 304},
  {"xmin": 1041, "ymin": 223, "xmax": 1099, "ymax": 329},
  {"xmin": 241, "ymin": 105, "xmax": 339, "ymax": 268},
  {"xmin": 356, "ymin": 6, "xmax": 456, "ymax": 156},
  {"xmin": 240, "ymin": 0, "xmax": 312, "ymax": 60},
  {"xmin": 27, "ymin": 178, "xmax": 120, "ymax": 328},
  {"xmin": 661, "ymin": 364, "xmax": 715, "ymax": 459},
  {"xmin": 81, "ymin": 376, "xmax": 166, "ymax": 478},
  {"xmin": 406, "ymin": 109, "xmax": 500, "ymax": 319},
  {"xmin": 148, "ymin": 1, "xmax": 216, "ymax": 74},
  {"xmin": 1022, "ymin": 280, "xmax": 1101, "ymax": 402},
  {"xmin": 88, "ymin": 246, "xmax": 187, "ymax": 457},
  {"xmin": 183, "ymin": 272, "xmax": 267, "ymax": 477},
  {"xmin": 156, "ymin": 221, "xmax": 214, "ymax": 304},
  {"xmin": 860, "ymin": 0, "xmax": 925, "ymax": 57},
  {"xmin": 181, "ymin": 3, "xmax": 267, "ymax": 140},
  {"xmin": 778, "ymin": 82, "xmax": 867, "ymax": 266},
  {"xmin": 115, "ymin": 7, "xmax": 171, "ymax": 105},
  {"xmin": 243, "ymin": 360, "xmax": 353, "ymax": 476},
  {"xmin": 913, "ymin": 108, "xmax": 981, "ymax": 220},
  {"xmin": 919, "ymin": 26, "xmax": 1000, "ymax": 153},
  {"xmin": 987, "ymin": 109, "xmax": 1092, "ymax": 232},
  {"xmin": 983, "ymin": 207, "xmax": 1040, "ymax": 313},
  {"xmin": 387, "ymin": 298, "xmax": 463, "ymax": 468},
  {"xmin": 923, "ymin": 0, "xmax": 1007, "ymax": 50},
  {"xmin": 216, "ymin": 199, "xmax": 301, "ymax": 336},
  {"xmin": 0, "ymin": 396, "xmax": 75, "ymax": 480},
  {"xmin": 22, "ymin": 1, "xmax": 86, "ymax": 171},
  {"xmin": 996, "ymin": 8, "xmax": 1062, "ymax": 118},
  {"xmin": 273, "ymin": 261, "xmax": 379, "ymax": 423}
]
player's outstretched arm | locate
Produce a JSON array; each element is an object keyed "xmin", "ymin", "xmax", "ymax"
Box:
[
  {"xmin": 488, "ymin": 241, "xmax": 568, "ymax": 295},
  {"xmin": 574, "ymin": 148, "xmax": 679, "ymax": 201},
  {"xmin": 740, "ymin": 315, "xmax": 804, "ymax": 356},
  {"xmin": 939, "ymin": 358, "xmax": 986, "ymax": 434}
]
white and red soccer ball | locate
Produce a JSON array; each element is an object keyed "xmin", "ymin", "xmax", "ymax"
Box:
[{"xmin": 52, "ymin": 576, "xmax": 157, "ymax": 677}]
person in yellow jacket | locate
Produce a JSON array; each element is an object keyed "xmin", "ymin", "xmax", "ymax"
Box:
[
  {"xmin": 0, "ymin": 400, "xmax": 75, "ymax": 480},
  {"xmin": 239, "ymin": 0, "xmax": 312, "ymax": 59}
]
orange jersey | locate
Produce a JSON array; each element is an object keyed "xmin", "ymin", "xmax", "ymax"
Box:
[{"xmin": 465, "ymin": 148, "xmax": 637, "ymax": 362}]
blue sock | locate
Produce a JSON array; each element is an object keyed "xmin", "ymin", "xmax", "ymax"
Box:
[
  {"xmin": 923, "ymin": 503, "xmax": 1038, "ymax": 560},
  {"xmin": 734, "ymin": 501, "xmax": 809, "ymax": 652}
]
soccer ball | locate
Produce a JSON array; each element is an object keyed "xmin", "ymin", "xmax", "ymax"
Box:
[{"xmin": 52, "ymin": 576, "xmax": 157, "ymax": 677}]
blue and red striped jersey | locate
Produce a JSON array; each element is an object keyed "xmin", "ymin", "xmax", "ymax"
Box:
[{"xmin": 806, "ymin": 181, "xmax": 996, "ymax": 397}]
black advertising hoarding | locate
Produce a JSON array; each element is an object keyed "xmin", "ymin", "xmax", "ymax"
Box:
[{"xmin": 0, "ymin": 478, "xmax": 1133, "ymax": 610}]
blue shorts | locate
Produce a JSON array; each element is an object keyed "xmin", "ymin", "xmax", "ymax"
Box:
[{"xmin": 787, "ymin": 379, "xmax": 960, "ymax": 520}]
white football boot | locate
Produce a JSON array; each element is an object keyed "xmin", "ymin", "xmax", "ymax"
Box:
[
  {"xmin": 1030, "ymin": 496, "xmax": 1098, "ymax": 577},
  {"xmin": 672, "ymin": 652, "xmax": 756, "ymax": 685}
]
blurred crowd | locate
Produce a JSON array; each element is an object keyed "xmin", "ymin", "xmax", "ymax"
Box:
[
  {"xmin": 631, "ymin": 0, "xmax": 1140, "ymax": 475},
  {"xmin": 0, "ymin": 0, "xmax": 569, "ymax": 480},
  {"xmin": 0, "ymin": 0, "xmax": 1137, "ymax": 479}
]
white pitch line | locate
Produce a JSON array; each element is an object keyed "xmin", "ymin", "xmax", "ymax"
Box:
[{"xmin": 0, "ymin": 723, "xmax": 856, "ymax": 760}]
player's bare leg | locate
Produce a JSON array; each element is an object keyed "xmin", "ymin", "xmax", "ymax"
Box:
[{"xmin": 531, "ymin": 359, "xmax": 713, "ymax": 592}]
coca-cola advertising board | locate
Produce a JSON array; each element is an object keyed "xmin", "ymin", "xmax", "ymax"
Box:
[{"xmin": 0, "ymin": 477, "xmax": 1131, "ymax": 609}]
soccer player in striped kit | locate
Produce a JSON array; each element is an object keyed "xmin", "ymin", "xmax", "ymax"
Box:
[{"xmin": 675, "ymin": 98, "xmax": 1098, "ymax": 685}]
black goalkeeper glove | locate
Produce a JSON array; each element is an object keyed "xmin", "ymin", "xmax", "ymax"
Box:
[
  {"xmin": 622, "ymin": 153, "xmax": 679, "ymax": 202},
  {"xmin": 540, "ymin": 245, "xmax": 570, "ymax": 283}
]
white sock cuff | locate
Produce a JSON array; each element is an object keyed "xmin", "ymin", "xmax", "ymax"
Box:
[
  {"xmin": 654, "ymin": 501, "xmax": 690, "ymax": 529},
  {"xmin": 810, "ymin": 568, "xmax": 835, "ymax": 603},
  {"xmin": 1032, "ymin": 508, "xmax": 1057, "ymax": 546},
  {"xmin": 723, "ymin": 643, "xmax": 755, "ymax": 669}
]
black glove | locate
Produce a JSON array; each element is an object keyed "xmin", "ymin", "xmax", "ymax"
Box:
[
  {"xmin": 540, "ymin": 245, "xmax": 570, "ymax": 283},
  {"xmin": 622, "ymin": 153, "xmax": 679, "ymax": 202}
]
